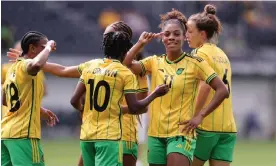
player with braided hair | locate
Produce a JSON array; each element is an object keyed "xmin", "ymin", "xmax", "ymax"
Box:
[
  {"xmin": 70, "ymin": 31, "xmax": 169, "ymax": 166},
  {"xmin": 123, "ymin": 8, "xmax": 229, "ymax": 166},
  {"xmin": 184, "ymin": 4, "xmax": 236, "ymax": 166},
  {"xmin": 1, "ymin": 31, "xmax": 58, "ymax": 166}
]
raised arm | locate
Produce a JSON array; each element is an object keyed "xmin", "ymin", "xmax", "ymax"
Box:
[
  {"xmin": 43, "ymin": 62, "xmax": 80, "ymax": 78},
  {"xmin": 124, "ymin": 84, "xmax": 169, "ymax": 114},
  {"xmin": 123, "ymin": 32, "xmax": 162, "ymax": 75},
  {"xmin": 7, "ymin": 47, "xmax": 81, "ymax": 78},
  {"xmin": 26, "ymin": 40, "xmax": 56, "ymax": 76}
]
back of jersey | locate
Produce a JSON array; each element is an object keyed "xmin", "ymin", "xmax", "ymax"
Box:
[
  {"xmin": 80, "ymin": 59, "xmax": 137, "ymax": 140},
  {"xmin": 2, "ymin": 58, "xmax": 44, "ymax": 139},
  {"xmin": 194, "ymin": 43, "xmax": 236, "ymax": 132}
]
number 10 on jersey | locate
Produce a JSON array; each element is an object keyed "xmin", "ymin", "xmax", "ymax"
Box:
[{"xmin": 88, "ymin": 79, "xmax": 111, "ymax": 112}]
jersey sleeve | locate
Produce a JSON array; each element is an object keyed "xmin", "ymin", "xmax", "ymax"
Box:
[
  {"xmin": 195, "ymin": 60, "xmax": 217, "ymax": 84},
  {"xmin": 123, "ymin": 72, "xmax": 138, "ymax": 94},
  {"xmin": 20, "ymin": 59, "xmax": 32, "ymax": 74},
  {"xmin": 78, "ymin": 61, "xmax": 92, "ymax": 75},
  {"xmin": 195, "ymin": 50, "xmax": 209, "ymax": 62},
  {"xmin": 79, "ymin": 70, "xmax": 86, "ymax": 84},
  {"xmin": 139, "ymin": 55, "xmax": 155, "ymax": 76},
  {"xmin": 136, "ymin": 76, "xmax": 148, "ymax": 93}
]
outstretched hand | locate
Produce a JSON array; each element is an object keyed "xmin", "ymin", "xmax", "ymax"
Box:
[{"xmin": 7, "ymin": 48, "xmax": 22, "ymax": 62}]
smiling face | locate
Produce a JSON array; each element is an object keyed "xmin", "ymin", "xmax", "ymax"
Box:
[
  {"xmin": 185, "ymin": 20, "xmax": 205, "ymax": 48},
  {"xmin": 161, "ymin": 23, "xmax": 185, "ymax": 52}
]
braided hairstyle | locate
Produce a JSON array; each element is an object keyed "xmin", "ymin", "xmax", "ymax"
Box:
[
  {"xmin": 102, "ymin": 31, "xmax": 133, "ymax": 61},
  {"xmin": 159, "ymin": 8, "xmax": 187, "ymax": 33},
  {"xmin": 20, "ymin": 31, "xmax": 47, "ymax": 56},
  {"xmin": 189, "ymin": 4, "xmax": 222, "ymax": 39},
  {"xmin": 111, "ymin": 21, "xmax": 133, "ymax": 40}
]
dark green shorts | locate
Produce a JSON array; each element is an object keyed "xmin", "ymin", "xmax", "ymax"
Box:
[
  {"xmin": 147, "ymin": 136, "xmax": 196, "ymax": 165},
  {"xmin": 80, "ymin": 140, "xmax": 123, "ymax": 166},
  {"xmin": 1, "ymin": 138, "xmax": 45, "ymax": 166},
  {"xmin": 194, "ymin": 129, "xmax": 237, "ymax": 162},
  {"xmin": 122, "ymin": 140, "xmax": 138, "ymax": 159}
]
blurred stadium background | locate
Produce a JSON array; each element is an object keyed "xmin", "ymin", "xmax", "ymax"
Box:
[{"xmin": 1, "ymin": 1, "xmax": 276, "ymax": 166}]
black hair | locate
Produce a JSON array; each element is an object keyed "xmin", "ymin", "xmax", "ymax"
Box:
[
  {"xmin": 102, "ymin": 31, "xmax": 133, "ymax": 60},
  {"xmin": 111, "ymin": 21, "xmax": 133, "ymax": 40},
  {"xmin": 20, "ymin": 31, "xmax": 47, "ymax": 56}
]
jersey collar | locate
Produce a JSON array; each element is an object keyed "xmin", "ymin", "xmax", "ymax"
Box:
[
  {"xmin": 165, "ymin": 52, "xmax": 186, "ymax": 64},
  {"xmin": 16, "ymin": 57, "xmax": 25, "ymax": 61},
  {"xmin": 104, "ymin": 58, "xmax": 121, "ymax": 63}
]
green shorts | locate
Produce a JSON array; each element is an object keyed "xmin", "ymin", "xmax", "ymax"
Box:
[
  {"xmin": 122, "ymin": 140, "xmax": 138, "ymax": 159},
  {"xmin": 147, "ymin": 136, "xmax": 196, "ymax": 165},
  {"xmin": 80, "ymin": 140, "xmax": 123, "ymax": 166},
  {"xmin": 194, "ymin": 129, "xmax": 237, "ymax": 162},
  {"xmin": 1, "ymin": 138, "xmax": 45, "ymax": 166}
]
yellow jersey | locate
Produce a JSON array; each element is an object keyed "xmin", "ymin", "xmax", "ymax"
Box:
[
  {"xmin": 2, "ymin": 63, "xmax": 13, "ymax": 118},
  {"xmin": 80, "ymin": 58, "xmax": 138, "ymax": 140},
  {"xmin": 193, "ymin": 43, "xmax": 237, "ymax": 132},
  {"xmin": 121, "ymin": 75, "xmax": 148, "ymax": 143},
  {"xmin": 2, "ymin": 58, "xmax": 45, "ymax": 139},
  {"xmin": 2, "ymin": 63, "xmax": 13, "ymax": 85},
  {"xmin": 140, "ymin": 53, "xmax": 217, "ymax": 138}
]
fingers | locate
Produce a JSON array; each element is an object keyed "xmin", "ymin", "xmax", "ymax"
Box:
[
  {"xmin": 9, "ymin": 48, "xmax": 22, "ymax": 54},
  {"xmin": 142, "ymin": 32, "xmax": 163, "ymax": 42},
  {"xmin": 48, "ymin": 111, "xmax": 60, "ymax": 123},
  {"xmin": 178, "ymin": 120, "xmax": 189, "ymax": 125},
  {"xmin": 7, "ymin": 52, "xmax": 20, "ymax": 59},
  {"xmin": 45, "ymin": 110, "xmax": 59, "ymax": 127},
  {"xmin": 154, "ymin": 32, "xmax": 164, "ymax": 38},
  {"xmin": 180, "ymin": 120, "xmax": 195, "ymax": 134}
]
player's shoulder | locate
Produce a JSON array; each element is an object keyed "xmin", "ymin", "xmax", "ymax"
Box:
[
  {"xmin": 2, "ymin": 63, "xmax": 13, "ymax": 69},
  {"xmin": 86, "ymin": 59, "xmax": 102, "ymax": 66},
  {"xmin": 184, "ymin": 52, "xmax": 205, "ymax": 63},
  {"xmin": 143, "ymin": 54, "xmax": 166, "ymax": 61}
]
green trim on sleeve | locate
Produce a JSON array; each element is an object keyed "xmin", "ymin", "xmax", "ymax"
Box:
[
  {"xmin": 77, "ymin": 65, "xmax": 82, "ymax": 75},
  {"xmin": 139, "ymin": 61, "xmax": 146, "ymax": 76},
  {"xmin": 124, "ymin": 89, "xmax": 137, "ymax": 94},
  {"xmin": 79, "ymin": 78, "xmax": 84, "ymax": 83},
  {"xmin": 206, "ymin": 73, "xmax": 217, "ymax": 84},
  {"xmin": 137, "ymin": 88, "xmax": 148, "ymax": 93}
]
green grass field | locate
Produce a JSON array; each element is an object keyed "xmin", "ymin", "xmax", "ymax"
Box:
[{"xmin": 42, "ymin": 139, "xmax": 276, "ymax": 166}]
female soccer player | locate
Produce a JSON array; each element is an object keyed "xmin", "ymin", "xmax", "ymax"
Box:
[
  {"xmin": 184, "ymin": 4, "xmax": 237, "ymax": 166},
  {"xmin": 1, "ymin": 31, "xmax": 58, "ymax": 166},
  {"xmin": 123, "ymin": 9, "xmax": 229, "ymax": 166},
  {"xmin": 2, "ymin": 40, "xmax": 49, "ymax": 118},
  {"xmin": 70, "ymin": 31, "xmax": 169, "ymax": 166}
]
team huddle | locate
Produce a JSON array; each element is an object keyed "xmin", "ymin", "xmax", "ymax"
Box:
[{"xmin": 1, "ymin": 4, "xmax": 236, "ymax": 166}]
